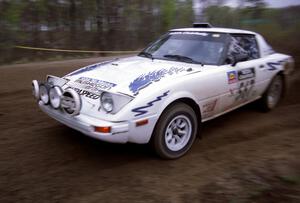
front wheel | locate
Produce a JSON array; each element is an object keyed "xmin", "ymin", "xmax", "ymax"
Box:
[
  {"xmin": 260, "ymin": 75, "xmax": 283, "ymax": 111},
  {"xmin": 151, "ymin": 103, "xmax": 198, "ymax": 159}
]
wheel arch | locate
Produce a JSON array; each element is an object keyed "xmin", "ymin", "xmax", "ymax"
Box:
[
  {"xmin": 172, "ymin": 97, "xmax": 202, "ymax": 126},
  {"xmin": 153, "ymin": 96, "xmax": 202, "ymax": 140},
  {"xmin": 275, "ymin": 58, "xmax": 293, "ymax": 97},
  {"xmin": 276, "ymin": 70, "xmax": 287, "ymax": 97}
]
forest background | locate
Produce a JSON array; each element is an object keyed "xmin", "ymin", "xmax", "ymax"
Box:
[{"xmin": 0, "ymin": 0, "xmax": 299, "ymax": 64}]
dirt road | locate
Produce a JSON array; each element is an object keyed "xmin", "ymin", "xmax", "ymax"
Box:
[{"xmin": 0, "ymin": 56, "xmax": 299, "ymax": 202}]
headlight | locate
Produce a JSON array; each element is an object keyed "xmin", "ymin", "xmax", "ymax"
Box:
[
  {"xmin": 39, "ymin": 84, "xmax": 49, "ymax": 104},
  {"xmin": 100, "ymin": 92, "xmax": 133, "ymax": 114},
  {"xmin": 49, "ymin": 86, "xmax": 63, "ymax": 109},
  {"xmin": 101, "ymin": 92, "xmax": 114, "ymax": 112}
]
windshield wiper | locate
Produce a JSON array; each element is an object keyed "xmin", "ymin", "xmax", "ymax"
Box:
[
  {"xmin": 163, "ymin": 54, "xmax": 203, "ymax": 65},
  {"xmin": 138, "ymin": 51, "xmax": 153, "ymax": 60}
]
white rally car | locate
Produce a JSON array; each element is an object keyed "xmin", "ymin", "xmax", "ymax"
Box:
[{"xmin": 32, "ymin": 23, "xmax": 294, "ymax": 159}]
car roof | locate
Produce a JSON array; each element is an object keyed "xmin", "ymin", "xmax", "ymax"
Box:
[{"xmin": 170, "ymin": 27, "xmax": 257, "ymax": 35}]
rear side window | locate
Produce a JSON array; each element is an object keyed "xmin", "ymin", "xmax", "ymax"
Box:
[
  {"xmin": 256, "ymin": 34, "xmax": 275, "ymax": 56},
  {"xmin": 228, "ymin": 34, "xmax": 260, "ymax": 61}
]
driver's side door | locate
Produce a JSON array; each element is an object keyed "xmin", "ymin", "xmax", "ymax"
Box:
[{"xmin": 220, "ymin": 34, "xmax": 261, "ymax": 112}]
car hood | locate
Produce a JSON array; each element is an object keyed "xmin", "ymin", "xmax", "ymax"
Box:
[{"xmin": 64, "ymin": 56, "xmax": 198, "ymax": 97}]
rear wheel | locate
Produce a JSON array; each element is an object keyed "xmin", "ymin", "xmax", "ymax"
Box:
[
  {"xmin": 151, "ymin": 103, "xmax": 198, "ymax": 159},
  {"xmin": 260, "ymin": 75, "xmax": 283, "ymax": 111}
]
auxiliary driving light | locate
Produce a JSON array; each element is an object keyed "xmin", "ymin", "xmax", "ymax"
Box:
[
  {"xmin": 32, "ymin": 80, "xmax": 40, "ymax": 100},
  {"xmin": 61, "ymin": 88, "xmax": 81, "ymax": 116},
  {"xmin": 39, "ymin": 84, "xmax": 49, "ymax": 104},
  {"xmin": 49, "ymin": 86, "xmax": 63, "ymax": 109}
]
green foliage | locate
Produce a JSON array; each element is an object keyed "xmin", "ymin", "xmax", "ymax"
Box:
[
  {"xmin": 205, "ymin": 6, "xmax": 239, "ymax": 27},
  {"xmin": 204, "ymin": 5, "xmax": 300, "ymax": 57},
  {"xmin": 162, "ymin": 0, "xmax": 176, "ymax": 30},
  {"xmin": 0, "ymin": 0, "xmax": 193, "ymax": 64},
  {"xmin": 176, "ymin": 0, "xmax": 193, "ymax": 27},
  {"xmin": 2, "ymin": 0, "xmax": 25, "ymax": 27}
]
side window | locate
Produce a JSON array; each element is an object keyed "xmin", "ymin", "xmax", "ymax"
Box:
[
  {"xmin": 227, "ymin": 34, "xmax": 259, "ymax": 64},
  {"xmin": 256, "ymin": 34, "xmax": 275, "ymax": 56}
]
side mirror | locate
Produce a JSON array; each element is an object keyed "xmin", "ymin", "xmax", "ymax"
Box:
[{"xmin": 232, "ymin": 53, "xmax": 248, "ymax": 66}]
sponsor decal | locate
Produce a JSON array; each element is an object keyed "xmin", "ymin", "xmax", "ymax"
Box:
[
  {"xmin": 132, "ymin": 91, "xmax": 170, "ymax": 117},
  {"xmin": 227, "ymin": 71, "xmax": 237, "ymax": 84},
  {"xmin": 235, "ymin": 79, "xmax": 255, "ymax": 101},
  {"xmin": 227, "ymin": 68, "xmax": 256, "ymax": 102},
  {"xmin": 67, "ymin": 60, "xmax": 115, "ymax": 76},
  {"xmin": 238, "ymin": 68, "xmax": 255, "ymax": 81},
  {"xmin": 75, "ymin": 77, "xmax": 116, "ymax": 94},
  {"xmin": 129, "ymin": 67, "xmax": 186, "ymax": 95},
  {"xmin": 71, "ymin": 87, "xmax": 100, "ymax": 100}
]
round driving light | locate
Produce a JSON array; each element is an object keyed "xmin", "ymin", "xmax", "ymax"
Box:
[
  {"xmin": 61, "ymin": 88, "xmax": 81, "ymax": 116},
  {"xmin": 49, "ymin": 86, "xmax": 63, "ymax": 109},
  {"xmin": 32, "ymin": 80, "xmax": 40, "ymax": 100},
  {"xmin": 101, "ymin": 92, "xmax": 114, "ymax": 113},
  {"xmin": 39, "ymin": 84, "xmax": 49, "ymax": 104}
]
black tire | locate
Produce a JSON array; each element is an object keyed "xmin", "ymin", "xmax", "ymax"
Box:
[
  {"xmin": 151, "ymin": 103, "xmax": 198, "ymax": 159},
  {"xmin": 260, "ymin": 75, "xmax": 283, "ymax": 111}
]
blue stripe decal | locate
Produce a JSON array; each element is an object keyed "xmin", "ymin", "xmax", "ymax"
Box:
[
  {"xmin": 266, "ymin": 59, "xmax": 288, "ymax": 71},
  {"xmin": 129, "ymin": 67, "xmax": 185, "ymax": 95},
  {"xmin": 266, "ymin": 62, "xmax": 281, "ymax": 71},
  {"xmin": 67, "ymin": 60, "xmax": 115, "ymax": 76},
  {"xmin": 132, "ymin": 91, "xmax": 170, "ymax": 117}
]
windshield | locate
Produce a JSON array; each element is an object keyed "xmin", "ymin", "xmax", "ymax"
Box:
[{"xmin": 139, "ymin": 32, "xmax": 228, "ymax": 65}]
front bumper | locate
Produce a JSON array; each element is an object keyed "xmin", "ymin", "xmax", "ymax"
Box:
[{"xmin": 39, "ymin": 101, "xmax": 157, "ymax": 144}]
